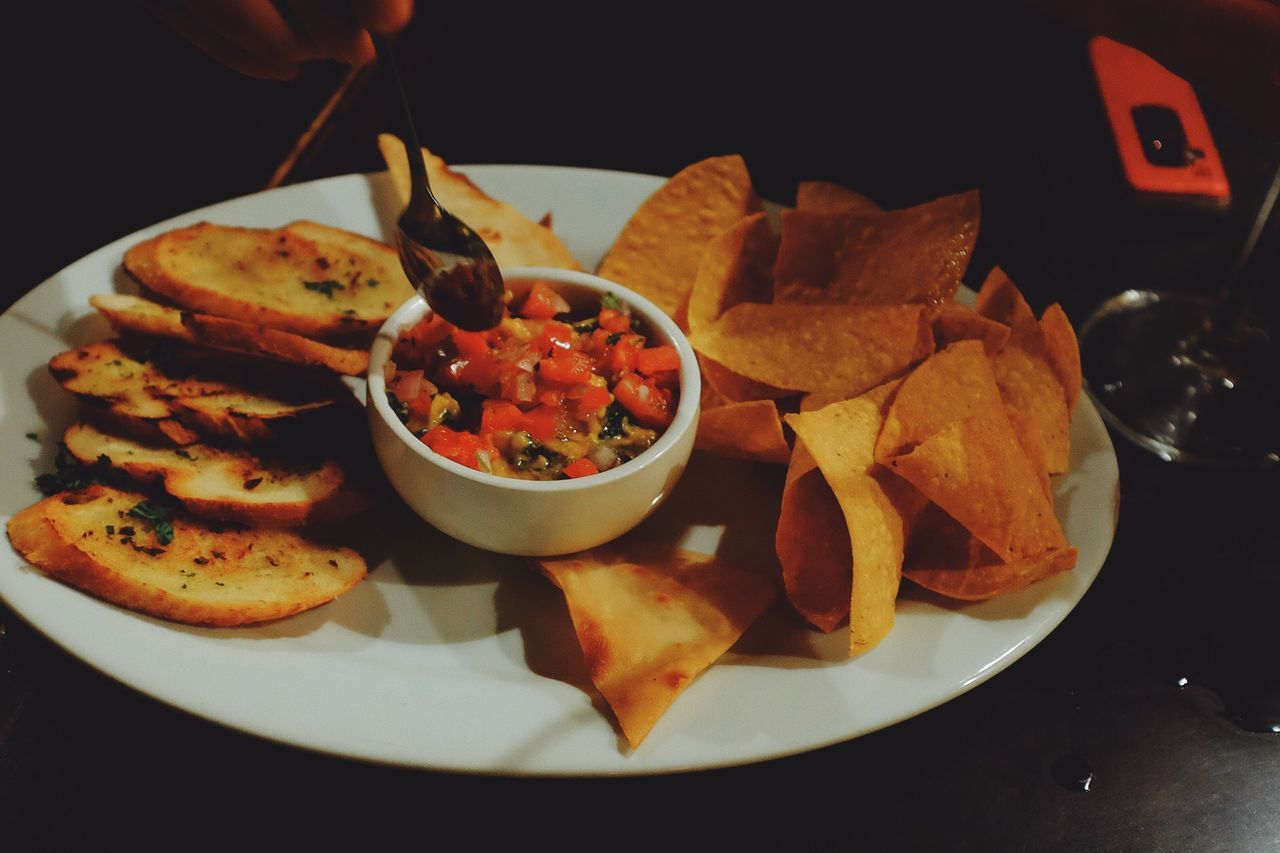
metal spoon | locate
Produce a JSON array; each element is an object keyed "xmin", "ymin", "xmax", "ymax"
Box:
[{"xmin": 373, "ymin": 35, "xmax": 505, "ymax": 331}]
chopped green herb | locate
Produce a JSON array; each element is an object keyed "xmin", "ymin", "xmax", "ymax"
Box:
[
  {"xmin": 598, "ymin": 402, "xmax": 630, "ymax": 439},
  {"xmin": 341, "ymin": 308, "xmax": 357, "ymax": 316},
  {"xmin": 175, "ymin": 449, "xmax": 195, "ymax": 460},
  {"xmin": 302, "ymin": 279, "xmax": 344, "ymax": 299},
  {"xmin": 386, "ymin": 390, "xmax": 410, "ymax": 425},
  {"xmin": 118, "ymin": 526, "xmax": 136, "ymax": 537},
  {"xmin": 243, "ymin": 477, "xmax": 263, "ymax": 490},
  {"xmin": 25, "ymin": 432, "xmax": 38, "ymax": 442},
  {"xmin": 128, "ymin": 500, "xmax": 175, "ymax": 546},
  {"xmin": 606, "ymin": 332, "xmax": 623, "ymax": 345},
  {"xmin": 569, "ymin": 316, "xmax": 599, "ymax": 333},
  {"xmin": 215, "ymin": 582, "xmax": 225, "ymax": 587},
  {"xmin": 105, "ymin": 525, "xmax": 115, "ymax": 535},
  {"xmin": 35, "ymin": 444, "xmax": 129, "ymax": 495},
  {"xmin": 600, "ymin": 292, "xmax": 624, "ymax": 310},
  {"xmin": 366, "ymin": 278, "xmax": 380, "ymax": 288}
]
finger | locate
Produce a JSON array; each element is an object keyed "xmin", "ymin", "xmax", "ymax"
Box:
[
  {"xmin": 277, "ymin": 0, "xmax": 370, "ymax": 65},
  {"xmin": 140, "ymin": 1, "xmax": 302, "ymax": 79},
  {"xmin": 181, "ymin": 0, "xmax": 319, "ymax": 66},
  {"xmin": 352, "ymin": 0, "xmax": 415, "ymax": 34}
]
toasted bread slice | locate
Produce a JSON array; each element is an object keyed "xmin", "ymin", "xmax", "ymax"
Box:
[
  {"xmin": 49, "ymin": 340, "xmax": 346, "ymax": 446},
  {"xmin": 91, "ymin": 294, "xmax": 369, "ymax": 376},
  {"xmin": 62, "ymin": 421, "xmax": 366, "ymax": 527},
  {"xmin": 377, "ymin": 135, "xmax": 583, "ymax": 271},
  {"xmin": 6, "ymin": 486, "xmax": 367, "ymax": 627},
  {"xmin": 122, "ymin": 220, "xmax": 414, "ymax": 340}
]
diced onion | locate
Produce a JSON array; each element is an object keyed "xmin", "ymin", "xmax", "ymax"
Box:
[
  {"xmin": 587, "ymin": 445, "xmax": 620, "ymax": 471},
  {"xmin": 389, "ymin": 369, "xmax": 423, "ymax": 401}
]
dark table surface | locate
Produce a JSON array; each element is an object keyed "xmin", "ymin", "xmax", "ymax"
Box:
[{"xmin": 3, "ymin": 3, "xmax": 1277, "ymax": 850}]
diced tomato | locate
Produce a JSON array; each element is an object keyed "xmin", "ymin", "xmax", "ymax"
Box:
[
  {"xmin": 614, "ymin": 372, "xmax": 673, "ymax": 428},
  {"xmin": 562, "ymin": 458, "xmax": 599, "ymax": 479},
  {"xmin": 498, "ymin": 364, "xmax": 537, "ymax": 403},
  {"xmin": 422, "ymin": 425, "xmax": 490, "ymax": 470},
  {"xmin": 649, "ymin": 368, "xmax": 681, "ymax": 390},
  {"xmin": 393, "ymin": 314, "xmax": 451, "ymax": 366},
  {"xmin": 587, "ymin": 327, "xmax": 614, "ymax": 357},
  {"xmin": 597, "ymin": 306, "xmax": 631, "ymax": 333},
  {"xmin": 636, "ymin": 345, "xmax": 680, "ymax": 376},
  {"xmin": 522, "ymin": 404, "xmax": 561, "ymax": 442},
  {"xmin": 457, "ymin": 353, "xmax": 501, "ymax": 391},
  {"xmin": 406, "ymin": 388, "xmax": 436, "ymax": 421},
  {"xmin": 607, "ymin": 334, "xmax": 644, "ymax": 374},
  {"xmin": 531, "ymin": 320, "xmax": 573, "ymax": 355},
  {"xmin": 517, "ymin": 280, "xmax": 572, "ymax": 319},
  {"xmin": 570, "ymin": 384, "xmax": 612, "ymax": 420},
  {"xmin": 481, "ymin": 400, "xmax": 524, "ymax": 435},
  {"xmin": 536, "ymin": 385, "xmax": 566, "ymax": 407},
  {"xmin": 538, "ymin": 349, "xmax": 595, "ymax": 384},
  {"xmin": 450, "ymin": 328, "xmax": 491, "ymax": 358}
]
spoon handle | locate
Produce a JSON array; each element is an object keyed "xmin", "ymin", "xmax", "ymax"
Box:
[{"xmin": 372, "ymin": 34, "xmax": 438, "ymax": 221}]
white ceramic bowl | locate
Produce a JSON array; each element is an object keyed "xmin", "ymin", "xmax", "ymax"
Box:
[{"xmin": 367, "ymin": 266, "xmax": 701, "ymax": 556}]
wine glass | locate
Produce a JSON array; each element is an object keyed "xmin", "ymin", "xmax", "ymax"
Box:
[{"xmin": 1079, "ymin": 164, "xmax": 1279, "ymax": 468}]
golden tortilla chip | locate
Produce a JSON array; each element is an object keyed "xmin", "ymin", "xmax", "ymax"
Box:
[
  {"xmin": 700, "ymin": 356, "xmax": 791, "ymax": 403},
  {"xmin": 695, "ymin": 399, "xmax": 791, "ymax": 464},
  {"xmin": 785, "ymin": 381, "xmax": 928, "ymax": 655},
  {"xmin": 377, "ymin": 135, "xmax": 582, "ymax": 271},
  {"xmin": 775, "ymin": 439, "xmax": 851, "ymax": 632},
  {"xmin": 1040, "ymin": 303, "xmax": 1082, "ymax": 414},
  {"xmin": 538, "ymin": 547, "xmax": 776, "ymax": 748},
  {"xmin": 904, "ymin": 503, "xmax": 1078, "ymax": 600},
  {"xmin": 686, "ymin": 212, "xmax": 777, "ymax": 333},
  {"xmin": 932, "ymin": 302, "xmax": 1011, "ymax": 354},
  {"xmin": 795, "ymin": 181, "xmax": 882, "ymax": 214},
  {"xmin": 989, "ymin": 321, "xmax": 1071, "ymax": 476},
  {"xmin": 688, "ymin": 303, "xmax": 933, "ymax": 397},
  {"xmin": 772, "ymin": 190, "xmax": 979, "ymax": 306},
  {"xmin": 975, "ymin": 266, "xmax": 1035, "ymax": 327},
  {"xmin": 598, "ymin": 155, "xmax": 762, "ymax": 318},
  {"xmin": 875, "ymin": 341, "xmax": 1066, "ymax": 563}
]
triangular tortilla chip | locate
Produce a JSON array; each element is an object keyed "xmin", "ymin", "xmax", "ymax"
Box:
[
  {"xmin": 773, "ymin": 190, "xmax": 979, "ymax": 306},
  {"xmin": 931, "ymin": 302, "xmax": 1011, "ymax": 355},
  {"xmin": 989, "ymin": 320, "xmax": 1071, "ymax": 477},
  {"xmin": 904, "ymin": 503, "xmax": 1078, "ymax": 600},
  {"xmin": 377, "ymin": 134, "xmax": 582, "ymax": 270},
  {"xmin": 974, "ymin": 266, "xmax": 1034, "ymax": 327},
  {"xmin": 688, "ymin": 303, "xmax": 934, "ymax": 398},
  {"xmin": 795, "ymin": 181, "xmax": 883, "ymax": 214},
  {"xmin": 538, "ymin": 548, "xmax": 776, "ymax": 748},
  {"xmin": 598, "ymin": 155, "xmax": 762, "ymax": 318},
  {"xmin": 1040, "ymin": 303, "xmax": 1082, "ymax": 414},
  {"xmin": 686, "ymin": 211, "xmax": 777, "ymax": 333},
  {"xmin": 775, "ymin": 438, "xmax": 852, "ymax": 633},
  {"xmin": 875, "ymin": 342, "xmax": 1066, "ymax": 563},
  {"xmin": 785, "ymin": 381, "xmax": 928, "ymax": 655},
  {"xmin": 695, "ymin": 399, "xmax": 791, "ymax": 464}
]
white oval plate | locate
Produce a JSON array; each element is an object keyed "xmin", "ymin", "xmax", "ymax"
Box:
[{"xmin": 0, "ymin": 167, "xmax": 1119, "ymax": 776}]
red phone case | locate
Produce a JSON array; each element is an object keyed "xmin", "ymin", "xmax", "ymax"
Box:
[{"xmin": 1089, "ymin": 36, "xmax": 1231, "ymax": 207}]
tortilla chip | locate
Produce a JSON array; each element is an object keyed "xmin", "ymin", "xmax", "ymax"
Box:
[
  {"xmin": 538, "ymin": 548, "xmax": 776, "ymax": 748},
  {"xmin": 875, "ymin": 341, "xmax": 1066, "ymax": 563},
  {"xmin": 700, "ymin": 356, "xmax": 791, "ymax": 403},
  {"xmin": 785, "ymin": 381, "xmax": 929, "ymax": 655},
  {"xmin": 775, "ymin": 439, "xmax": 851, "ymax": 632},
  {"xmin": 695, "ymin": 399, "xmax": 791, "ymax": 464},
  {"xmin": 932, "ymin": 303, "xmax": 1011, "ymax": 355},
  {"xmin": 686, "ymin": 212, "xmax": 777, "ymax": 333},
  {"xmin": 598, "ymin": 155, "xmax": 762, "ymax": 318},
  {"xmin": 773, "ymin": 190, "xmax": 979, "ymax": 306},
  {"xmin": 795, "ymin": 181, "xmax": 882, "ymax": 214},
  {"xmin": 688, "ymin": 303, "xmax": 934, "ymax": 397},
  {"xmin": 377, "ymin": 135, "xmax": 582, "ymax": 271},
  {"xmin": 989, "ymin": 321, "xmax": 1071, "ymax": 476},
  {"xmin": 904, "ymin": 503, "xmax": 1078, "ymax": 600},
  {"xmin": 1040, "ymin": 303, "xmax": 1082, "ymax": 414},
  {"xmin": 974, "ymin": 266, "xmax": 1034, "ymax": 327}
]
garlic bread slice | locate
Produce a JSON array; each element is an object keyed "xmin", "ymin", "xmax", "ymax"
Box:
[
  {"xmin": 62, "ymin": 422, "xmax": 366, "ymax": 527},
  {"xmin": 7, "ymin": 486, "xmax": 367, "ymax": 627}
]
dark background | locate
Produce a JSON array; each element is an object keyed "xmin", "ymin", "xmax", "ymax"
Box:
[{"xmin": 3, "ymin": 2, "xmax": 1278, "ymax": 850}]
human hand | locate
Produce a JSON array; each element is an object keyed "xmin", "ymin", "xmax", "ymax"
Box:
[{"xmin": 141, "ymin": 0, "xmax": 414, "ymax": 80}]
